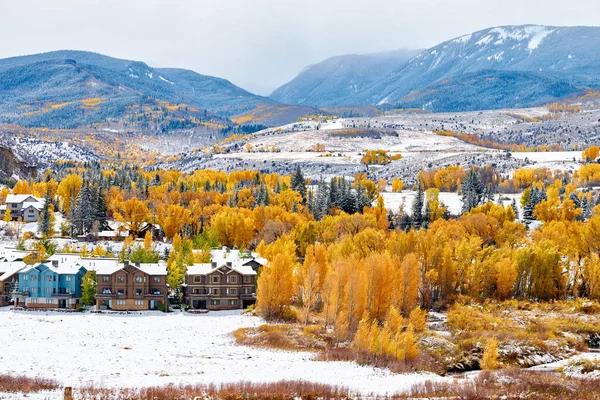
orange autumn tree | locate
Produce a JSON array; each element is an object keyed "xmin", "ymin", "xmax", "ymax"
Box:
[{"xmin": 113, "ymin": 197, "xmax": 150, "ymax": 236}]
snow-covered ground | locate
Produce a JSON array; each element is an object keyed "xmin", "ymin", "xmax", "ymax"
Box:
[
  {"xmin": 382, "ymin": 191, "xmax": 523, "ymax": 216},
  {"xmin": 0, "ymin": 308, "xmax": 446, "ymax": 396}
]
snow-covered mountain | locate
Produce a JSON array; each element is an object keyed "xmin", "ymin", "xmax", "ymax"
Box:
[
  {"xmin": 272, "ymin": 25, "xmax": 600, "ymax": 111},
  {"xmin": 269, "ymin": 49, "xmax": 420, "ymax": 106}
]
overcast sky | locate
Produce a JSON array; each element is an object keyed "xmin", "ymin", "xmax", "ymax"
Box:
[{"xmin": 1, "ymin": 0, "xmax": 599, "ymax": 95}]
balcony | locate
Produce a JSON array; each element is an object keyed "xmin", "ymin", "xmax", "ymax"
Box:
[
  {"xmin": 51, "ymin": 293, "xmax": 74, "ymax": 298},
  {"xmin": 11, "ymin": 291, "xmax": 30, "ymax": 297},
  {"xmin": 240, "ymin": 293, "xmax": 256, "ymax": 299},
  {"xmin": 96, "ymin": 292, "xmax": 116, "ymax": 299}
]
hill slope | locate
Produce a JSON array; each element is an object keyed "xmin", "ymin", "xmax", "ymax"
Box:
[
  {"xmin": 274, "ymin": 25, "xmax": 600, "ymax": 111},
  {"xmin": 0, "ymin": 50, "xmax": 314, "ymax": 129},
  {"xmin": 367, "ymin": 25, "xmax": 600, "ymax": 109},
  {"xmin": 269, "ymin": 49, "xmax": 420, "ymax": 106}
]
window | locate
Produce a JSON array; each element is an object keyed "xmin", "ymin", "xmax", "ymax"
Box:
[
  {"xmin": 243, "ymin": 276, "xmax": 253, "ymax": 283},
  {"xmin": 102, "ymin": 289, "xmax": 112, "ymax": 294},
  {"xmin": 23, "ymin": 275, "xmax": 28, "ymax": 281},
  {"xmin": 117, "ymin": 276, "xmax": 125, "ymax": 283},
  {"xmin": 212, "ymin": 275, "xmax": 220, "ymax": 283},
  {"xmin": 117, "ymin": 300, "xmax": 126, "ymax": 306},
  {"xmin": 211, "ymin": 300, "xmax": 220, "ymax": 306},
  {"xmin": 151, "ymin": 289, "xmax": 161, "ymax": 295},
  {"xmin": 46, "ymin": 288, "xmax": 52, "ymax": 295},
  {"xmin": 212, "ymin": 288, "xmax": 220, "ymax": 296},
  {"xmin": 46, "ymin": 299, "xmax": 54, "ymax": 304},
  {"xmin": 193, "ymin": 288, "xmax": 200, "ymax": 294},
  {"xmin": 46, "ymin": 275, "xmax": 52, "ymax": 281},
  {"xmin": 153, "ymin": 276, "xmax": 161, "ymax": 283},
  {"xmin": 66, "ymin": 288, "xmax": 71, "ymax": 294},
  {"xmin": 66, "ymin": 276, "xmax": 72, "ymax": 282},
  {"xmin": 193, "ymin": 276, "xmax": 201, "ymax": 283},
  {"xmin": 23, "ymin": 286, "xmax": 28, "ymax": 293},
  {"xmin": 117, "ymin": 289, "xmax": 125, "ymax": 295},
  {"xmin": 230, "ymin": 288, "xmax": 237, "ymax": 295},
  {"xmin": 229, "ymin": 276, "xmax": 238, "ymax": 283},
  {"xmin": 135, "ymin": 276, "xmax": 143, "ymax": 283},
  {"xmin": 31, "ymin": 288, "xmax": 37, "ymax": 294},
  {"xmin": 136, "ymin": 289, "xmax": 143, "ymax": 296},
  {"xmin": 31, "ymin": 275, "xmax": 37, "ymax": 281},
  {"xmin": 228, "ymin": 300, "xmax": 238, "ymax": 306},
  {"xmin": 135, "ymin": 300, "xmax": 144, "ymax": 306},
  {"xmin": 102, "ymin": 276, "xmax": 110, "ymax": 283}
]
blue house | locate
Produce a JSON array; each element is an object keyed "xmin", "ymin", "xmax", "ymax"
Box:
[{"xmin": 15, "ymin": 259, "xmax": 87, "ymax": 309}]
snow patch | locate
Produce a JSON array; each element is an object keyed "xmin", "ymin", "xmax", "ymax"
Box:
[{"xmin": 159, "ymin": 76, "xmax": 175, "ymax": 85}]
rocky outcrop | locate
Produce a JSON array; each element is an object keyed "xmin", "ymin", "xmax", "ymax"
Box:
[{"xmin": 0, "ymin": 145, "xmax": 37, "ymax": 181}]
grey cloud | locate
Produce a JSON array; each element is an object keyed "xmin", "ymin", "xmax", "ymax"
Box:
[{"xmin": 0, "ymin": 0, "xmax": 599, "ymax": 94}]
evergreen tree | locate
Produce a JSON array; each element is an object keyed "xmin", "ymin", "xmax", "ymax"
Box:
[
  {"xmin": 511, "ymin": 198, "xmax": 519, "ymax": 220},
  {"xmin": 290, "ymin": 167, "xmax": 307, "ymax": 203},
  {"xmin": 412, "ymin": 184, "xmax": 424, "ymax": 228},
  {"xmin": 461, "ymin": 170, "xmax": 484, "ymax": 213},
  {"xmin": 95, "ymin": 188, "xmax": 108, "ymax": 230},
  {"xmin": 38, "ymin": 190, "xmax": 53, "ymax": 237}
]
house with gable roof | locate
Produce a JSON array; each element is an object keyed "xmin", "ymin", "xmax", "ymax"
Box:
[
  {"xmin": 14, "ymin": 258, "xmax": 87, "ymax": 309},
  {"xmin": 0, "ymin": 194, "xmax": 45, "ymax": 223},
  {"xmin": 95, "ymin": 260, "xmax": 167, "ymax": 311},
  {"xmin": 184, "ymin": 247, "xmax": 264, "ymax": 310}
]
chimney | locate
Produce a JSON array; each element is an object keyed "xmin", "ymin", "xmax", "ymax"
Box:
[
  {"xmin": 135, "ymin": 261, "xmax": 141, "ymax": 268},
  {"xmin": 211, "ymin": 262, "xmax": 217, "ymax": 268},
  {"xmin": 226, "ymin": 261, "xmax": 232, "ymax": 267},
  {"xmin": 124, "ymin": 260, "xmax": 129, "ymax": 267},
  {"xmin": 51, "ymin": 260, "xmax": 58, "ymax": 268}
]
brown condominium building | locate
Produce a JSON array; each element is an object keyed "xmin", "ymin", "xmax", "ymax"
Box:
[
  {"xmin": 184, "ymin": 248, "xmax": 265, "ymax": 311},
  {"xmin": 95, "ymin": 260, "xmax": 167, "ymax": 311}
]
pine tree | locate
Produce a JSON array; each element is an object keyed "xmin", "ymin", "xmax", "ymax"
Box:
[
  {"xmin": 412, "ymin": 184, "xmax": 424, "ymax": 228},
  {"xmin": 511, "ymin": 198, "xmax": 519, "ymax": 220},
  {"xmin": 461, "ymin": 170, "xmax": 484, "ymax": 214},
  {"xmin": 290, "ymin": 167, "xmax": 307, "ymax": 203},
  {"xmin": 38, "ymin": 190, "xmax": 53, "ymax": 237},
  {"xmin": 95, "ymin": 188, "xmax": 108, "ymax": 230}
]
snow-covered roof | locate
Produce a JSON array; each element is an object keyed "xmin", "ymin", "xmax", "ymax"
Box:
[
  {"xmin": 22, "ymin": 202, "xmax": 44, "ymax": 211},
  {"xmin": 5, "ymin": 194, "xmax": 43, "ymax": 204},
  {"xmin": 79, "ymin": 258, "xmax": 120, "ymax": 275},
  {"xmin": 0, "ymin": 261, "xmax": 27, "ymax": 281},
  {"xmin": 20, "ymin": 261, "xmax": 86, "ymax": 276},
  {"xmin": 187, "ymin": 249, "xmax": 258, "ymax": 276}
]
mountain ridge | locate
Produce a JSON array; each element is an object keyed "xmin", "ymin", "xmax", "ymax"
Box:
[{"xmin": 271, "ymin": 25, "xmax": 600, "ymax": 111}]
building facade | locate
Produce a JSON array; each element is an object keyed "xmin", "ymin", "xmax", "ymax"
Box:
[
  {"xmin": 95, "ymin": 260, "xmax": 167, "ymax": 311},
  {"xmin": 0, "ymin": 262, "xmax": 25, "ymax": 306},
  {"xmin": 14, "ymin": 261, "xmax": 86, "ymax": 309},
  {"xmin": 184, "ymin": 249, "xmax": 263, "ymax": 310}
]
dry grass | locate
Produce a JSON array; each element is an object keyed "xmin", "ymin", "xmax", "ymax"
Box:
[
  {"xmin": 233, "ymin": 324, "xmax": 330, "ymax": 351},
  {"xmin": 0, "ymin": 374, "xmax": 59, "ymax": 393},
  {"xmin": 316, "ymin": 348, "xmax": 444, "ymax": 375},
  {"xmin": 396, "ymin": 369, "xmax": 600, "ymax": 399},
  {"xmin": 76, "ymin": 380, "xmax": 352, "ymax": 400}
]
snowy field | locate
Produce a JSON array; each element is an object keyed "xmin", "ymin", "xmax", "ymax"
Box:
[
  {"xmin": 0, "ymin": 308, "xmax": 446, "ymax": 397},
  {"xmin": 382, "ymin": 191, "xmax": 523, "ymax": 216}
]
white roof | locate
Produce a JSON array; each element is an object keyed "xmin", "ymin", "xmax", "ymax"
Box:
[
  {"xmin": 0, "ymin": 261, "xmax": 27, "ymax": 281},
  {"xmin": 22, "ymin": 202, "xmax": 44, "ymax": 211},
  {"xmin": 79, "ymin": 258, "xmax": 120, "ymax": 275},
  {"xmin": 5, "ymin": 194, "xmax": 44, "ymax": 204}
]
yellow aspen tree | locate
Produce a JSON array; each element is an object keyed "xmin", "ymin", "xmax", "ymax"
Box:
[
  {"xmin": 408, "ymin": 307, "xmax": 427, "ymax": 332},
  {"xmin": 481, "ymin": 338, "xmax": 500, "ymax": 370},
  {"xmin": 256, "ymin": 253, "xmax": 295, "ymax": 321},
  {"xmin": 391, "ymin": 178, "xmax": 404, "ymax": 193},
  {"xmin": 298, "ymin": 245, "xmax": 320, "ymax": 325},
  {"xmin": 401, "ymin": 324, "xmax": 420, "ymax": 362}
]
